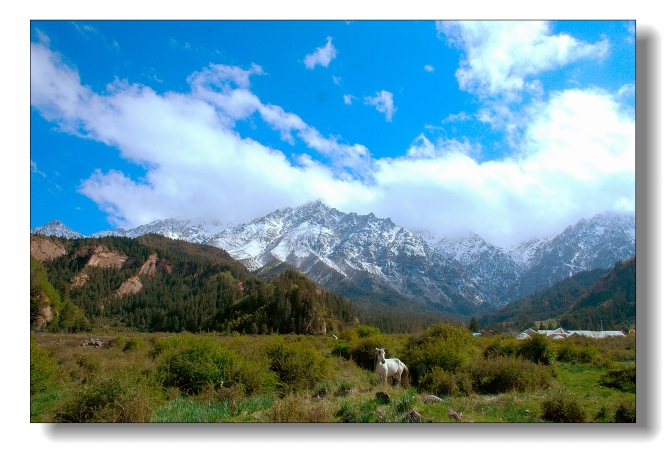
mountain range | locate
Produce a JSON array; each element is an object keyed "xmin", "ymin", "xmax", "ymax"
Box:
[{"xmin": 32, "ymin": 201, "xmax": 635, "ymax": 316}]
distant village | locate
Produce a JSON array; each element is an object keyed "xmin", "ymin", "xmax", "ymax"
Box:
[{"xmin": 473, "ymin": 327, "xmax": 634, "ymax": 339}]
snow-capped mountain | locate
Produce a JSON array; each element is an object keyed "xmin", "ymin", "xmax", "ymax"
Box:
[
  {"xmin": 31, "ymin": 220, "xmax": 84, "ymax": 239},
  {"xmin": 90, "ymin": 218, "xmax": 223, "ymax": 244},
  {"xmin": 31, "ymin": 204, "xmax": 635, "ymax": 311}
]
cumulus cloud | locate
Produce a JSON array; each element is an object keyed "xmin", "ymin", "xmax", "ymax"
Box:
[
  {"xmin": 303, "ymin": 36, "xmax": 337, "ymax": 69},
  {"xmin": 31, "ymin": 38, "xmax": 634, "ymax": 246},
  {"xmin": 424, "ymin": 64, "xmax": 434, "ymax": 72},
  {"xmin": 364, "ymin": 90, "xmax": 397, "ymax": 122},
  {"xmin": 343, "ymin": 94, "xmax": 356, "ymax": 105},
  {"xmin": 437, "ymin": 21, "xmax": 609, "ymax": 100}
]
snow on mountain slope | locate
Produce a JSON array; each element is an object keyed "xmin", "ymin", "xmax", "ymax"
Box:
[
  {"xmin": 32, "ymin": 205, "xmax": 635, "ymax": 310},
  {"xmin": 31, "ymin": 220, "xmax": 84, "ymax": 239}
]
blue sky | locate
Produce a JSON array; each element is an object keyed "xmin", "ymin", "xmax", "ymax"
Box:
[{"xmin": 30, "ymin": 20, "xmax": 635, "ymax": 246}]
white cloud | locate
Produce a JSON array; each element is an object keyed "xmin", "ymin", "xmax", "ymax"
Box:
[
  {"xmin": 343, "ymin": 94, "xmax": 356, "ymax": 105},
  {"xmin": 303, "ymin": 36, "xmax": 337, "ymax": 69},
  {"xmin": 442, "ymin": 111, "xmax": 470, "ymax": 123},
  {"xmin": 364, "ymin": 90, "xmax": 397, "ymax": 122},
  {"xmin": 424, "ymin": 64, "xmax": 435, "ymax": 72},
  {"xmin": 437, "ymin": 21, "xmax": 610, "ymax": 100},
  {"xmin": 31, "ymin": 39, "xmax": 634, "ymax": 247},
  {"xmin": 31, "ymin": 160, "xmax": 46, "ymax": 177},
  {"xmin": 332, "ymin": 75, "xmax": 342, "ymax": 85}
]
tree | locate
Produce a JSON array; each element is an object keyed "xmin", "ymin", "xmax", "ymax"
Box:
[{"xmin": 468, "ymin": 317, "xmax": 479, "ymax": 333}]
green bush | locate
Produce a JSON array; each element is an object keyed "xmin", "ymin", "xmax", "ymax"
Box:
[
  {"xmin": 124, "ymin": 337, "xmax": 144, "ymax": 352},
  {"xmin": 154, "ymin": 334, "xmax": 276, "ymax": 395},
  {"xmin": 468, "ymin": 355, "xmax": 554, "ymax": 394},
  {"xmin": 417, "ymin": 366, "xmax": 472, "ymax": 397},
  {"xmin": 266, "ymin": 337, "xmax": 332, "ymax": 392},
  {"xmin": 55, "ymin": 371, "xmax": 163, "ymax": 422},
  {"xmin": 613, "ymin": 399, "xmax": 636, "ymax": 423},
  {"xmin": 599, "ymin": 366, "xmax": 636, "ymax": 393},
  {"xmin": 518, "ymin": 334, "xmax": 556, "ymax": 365},
  {"xmin": 541, "ymin": 389, "xmax": 586, "ymax": 423},
  {"xmin": 404, "ymin": 323, "xmax": 476, "ymax": 380},
  {"xmin": 483, "ymin": 336, "xmax": 519, "ymax": 359},
  {"xmin": 30, "ymin": 335, "xmax": 57, "ymax": 395}
]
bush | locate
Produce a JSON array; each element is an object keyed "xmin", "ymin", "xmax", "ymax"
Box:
[
  {"xmin": 404, "ymin": 323, "xmax": 476, "ymax": 380},
  {"xmin": 347, "ymin": 334, "xmax": 394, "ymax": 370},
  {"xmin": 55, "ymin": 371, "xmax": 162, "ymax": 422},
  {"xmin": 417, "ymin": 366, "xmax": 472, "ymax": 397},
  {"xmin": 613, "ymin": 399, "xmax": 636, "ymax": 423},
  {"xmin": 124, "ymin": 337, "xmax": 144, "ymax": 352},
  {"xmin": 468, "ymin": 355, "xmax": 554, "ymax": 394},
  {"xmin": 30, "ymin": 335, "xmax": 57, "ymax": 395},
  {"xmin": 599, "ymin": 366, "xmax": 636, "ymax": 393},
  {"xmin": 266, "ymin": 337, "xmax": 332, "ymax": 393},
  {"xmin": 541, "ymin": 389, "xmax": 586, "ymax": 423},
  {"xmin": 518, "ymin": 334, "xmax": 556, "ymax": 365},
  {"xmin": 154, "ymin": 334, "xmax": 277, "ymax": 395},
  {"xmin": 483, "ymin": 336, "xmax": 519, "ymax": 359}
]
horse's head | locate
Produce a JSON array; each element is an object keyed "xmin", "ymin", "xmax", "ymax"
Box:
[{"xmin": 375, "ymin": 347, "xmax": 386, "ymax": 364}]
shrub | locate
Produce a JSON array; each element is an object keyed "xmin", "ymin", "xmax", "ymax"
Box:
[
  {"xmin": 541, "ymin": 388, "xmax": 586, "ymax": 423},
  {"xmin": 56, "ymin": 371, "xmax": 162, "ymax": 422},
  {"xmin": 404, "ymin": 323, "xmax": 477, "ymax": 380},
  {"xmin": 483, "ymin": 336, "xmax": 519, "ymax": 359},
  {"xmin": 123, "ymin": 337, "xmax": 144, "ymax": 352},
  {"xmin": 599, "ymin": 366, "xmax": 636, "ymax": 393},
  {"xmin": 266, "ymin": 337, "xmax": 332, "ymax": 392},
  {"xmin": 394, "ymin": 390, "xmax": 417, "ymax": 415},
  {"xmin": 417, "ymin": 366, "xmax": 472, "ymax": 397},
  {"xmin": 518, "ymin": 334, "xmax": 556, "ymax": 365},
  {"xmin": 347, "ymin": 334, "xmax": 393, "ymax": 370},
  {"xmin": 154, "ymin": 334, "xmax": 277, "ymax": 395},
  {"xmin": 468, "ymin": 355, "xmax": 554, "ymax": 394},
  {"xmin": 30, "ymin": 335, "xmax": 57, "ymax": 395},
  {"xmin": 154, "ymin": 335, "xmax": 234, "ymax": 394},
  {"xmin": 613, "ymin": 399, "xmax": 636, "ymax": 423}
]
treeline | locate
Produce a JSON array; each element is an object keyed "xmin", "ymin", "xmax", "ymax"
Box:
[{"xmin": 32, "ymin": 234, "xmax": 358, "ymax": 335}]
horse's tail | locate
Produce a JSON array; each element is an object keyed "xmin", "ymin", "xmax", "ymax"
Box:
[{"xmin": 401, "ymin": 364, "xmax": 410, "ymax": 387}]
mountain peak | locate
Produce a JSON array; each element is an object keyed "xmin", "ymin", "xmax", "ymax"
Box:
[{"xmin": 31, "ymin": 220, "xmax": 84, "ymax": 239}]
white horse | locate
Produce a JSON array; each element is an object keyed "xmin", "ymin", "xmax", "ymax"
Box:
[{"xmin": 374, "ymin": 348, "xmax": 409, "ymax": 387}]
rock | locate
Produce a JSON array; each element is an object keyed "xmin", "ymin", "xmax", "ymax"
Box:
[
  {"xmin": 407, "ymin": 410, "xmax": 422, "ymax": 422},
  {"xmin": 375, "ymin": 391, "xmax": 391, "ymax": 403},
  {"xmin": 81, "ymin": 338, "xmax": 105, "ymax": 348},
  {"xmin": 423, "ymin": 394, "xmax": 444, "ymax": 404},
  {"xmin": 447, "ymin": 408, "xmax": 463, "ymax": 421}
]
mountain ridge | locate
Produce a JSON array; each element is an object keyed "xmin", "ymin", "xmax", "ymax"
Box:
[{"xmin": 32, "ymin": 202, "xmax": 635, "ymax": 314}]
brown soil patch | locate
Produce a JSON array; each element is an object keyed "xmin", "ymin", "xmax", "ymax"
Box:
[
  {"xmin": 86, "ymin": 249, "xmax": 133, "ymax": 269},
  {"xmin": 71, "ymin": 272, "xmax": 89, "ymax": 287},
  {"xmin": 139, "ymin": 254, "xmax": 158, "ymax": 276}
]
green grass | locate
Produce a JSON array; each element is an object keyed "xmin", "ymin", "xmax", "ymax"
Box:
[
  {"xmin": 30, "ymin": 331, "xmax": 636, "ymax": 423},
  {"xmin": 152, "ymin": 396, "xmax": 233, "ymax": 422}
]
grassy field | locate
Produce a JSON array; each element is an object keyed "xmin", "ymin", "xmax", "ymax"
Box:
[{"xmin": 30, "ymin": 327, "xmax": 636, "ymax": 423}]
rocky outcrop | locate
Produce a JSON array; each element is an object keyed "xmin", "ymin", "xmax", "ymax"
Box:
[
  {"xmin": 30, "ymin": 237, "xmax": 66, "ymax": 262},
  {"xmin": 85, "ymin": 245, "xmax": 134, "ymax": 269},
  {"xmin": 71, "ymin": 272, "xmax": 89, "ymax": 287},
  {"xmin": 116, "ymin": 276, "xmax": 143, "ymax": 298}
]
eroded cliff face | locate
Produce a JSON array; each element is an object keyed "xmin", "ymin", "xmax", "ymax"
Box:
[
  {"xmin": 116, "ymin": 276, "xmax": 143, "ymax": 298},
  {"xmin": 84, "ymin": 245, "xmax": 135, "ymax": 268},
  {"xmin": 30, "ymin": 237, "xmax": 66, "ymax": 262}
]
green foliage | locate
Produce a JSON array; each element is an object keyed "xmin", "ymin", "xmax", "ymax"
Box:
[
  {"xmin": 417, "ymin": 366, "xmax": 472, "ymax": 397},
  {"xmin": 404, "ymin": 322, "xmax": 476, "ymax": 380},
  {"xmin": 518, "ymin": 334, "xmax": 556, "ymax": 365},
  {"xmin": 266, "ymin": 336, "xmax": 333, "ymax": 392},
  {"xmin": 152, "ymin": 334, "xmax": 276, "ymax": 396},
  {"xmin": 541, "ymin": 388, "xmax": 587, "ymax": 423},
  {"xmin": 483, "ymin": 335, "xmax": 518, "ymax": 359},
  {"xmin": 599, "ymin": 366, "xmax": 636, "ymax": 393},
  {"xmin": 123, "ymin": 337, "xmax": 145, "ymax": 352},
  {"xmin": 394, "ymin": 390, "xmax": 417, "ymax": 414},
  {"xmin": 467, "ymin": 356, "xmax": 554, "ymax": 394},
  {"xmin": 613, "ymin": 399, "xmax": 636, "ymax": 423},
  {"xmin": 30, "ymin": 335, "xmax": 57, "ymax": 395},
  {"xmin": 152, "ymin": 396, "xmax": 233, "ymax": 423},
  {"xmin": 468, "ymin": 317, "xmax": 479, "ymax": 333},
  {"xmin": 55, "ymin": 371, "xmax": 163, "ymax": 422}
]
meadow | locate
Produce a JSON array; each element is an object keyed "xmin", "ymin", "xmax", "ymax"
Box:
[{"xmin": 30, "ymin": 323, "xmax": 636, "ymax": 423}]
